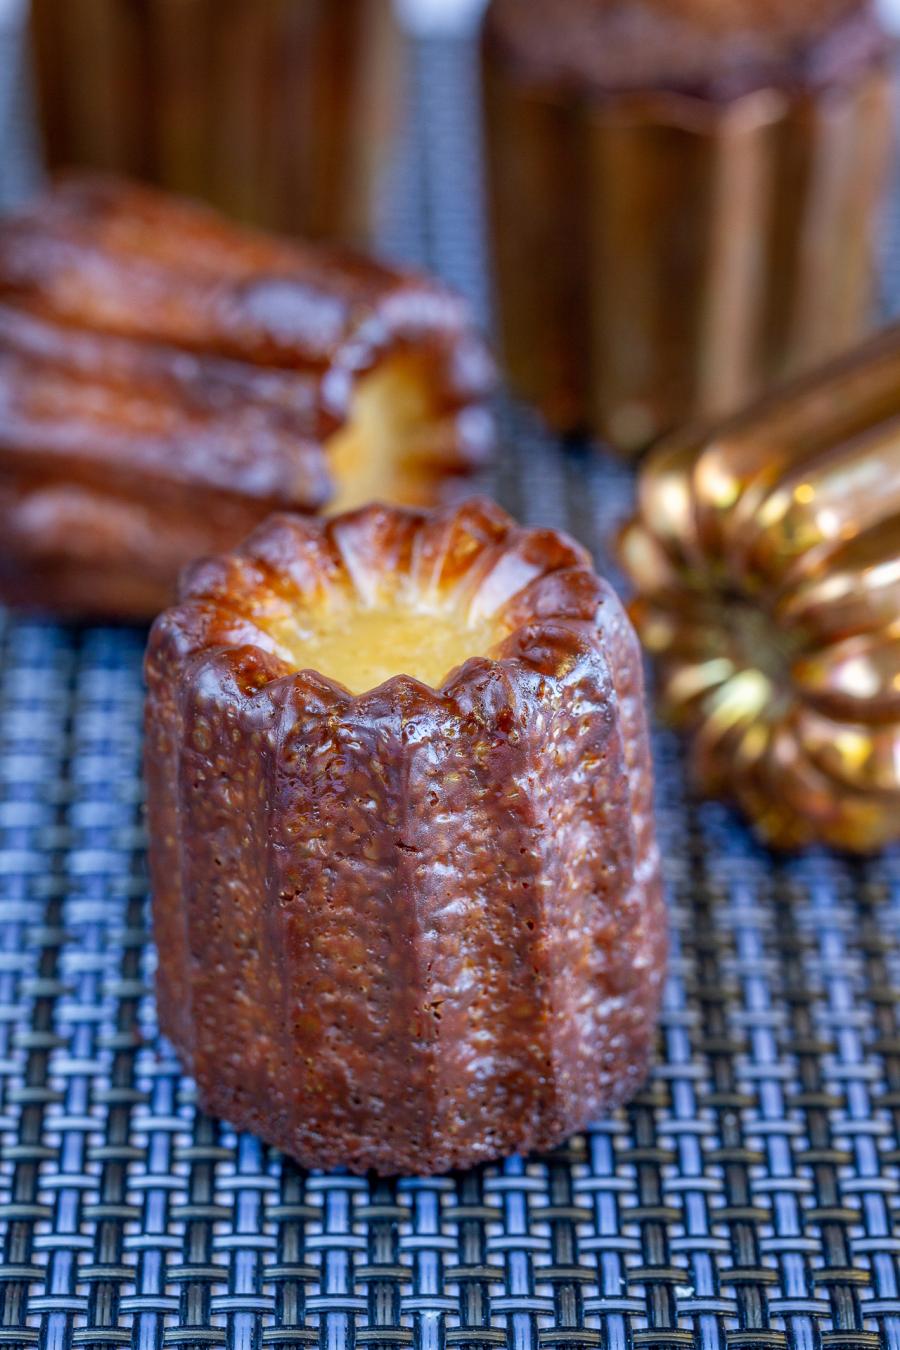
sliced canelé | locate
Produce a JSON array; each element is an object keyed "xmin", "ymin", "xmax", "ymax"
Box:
[{"xmin": 0, "ymin": 176, "xmax": 493, "ymax": 619}]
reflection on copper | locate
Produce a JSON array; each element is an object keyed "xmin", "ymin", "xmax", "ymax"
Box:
[{"xmin": 620, "ymin": 327, "xmax": 900, "ymax": 851}]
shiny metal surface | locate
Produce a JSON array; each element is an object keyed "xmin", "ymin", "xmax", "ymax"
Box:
[{"xmin": 622, "ymin": 326, "xmax": 900, "ymax": 851}]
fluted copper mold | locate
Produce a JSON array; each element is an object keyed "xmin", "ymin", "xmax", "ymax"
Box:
[
  {"xmin": 145, "ymin": 498, "xmax": 666, "ymax": 1175},
  {"xmin": 483, "ymin": 19, "xmax": 893, "ymax": 452},
  {"xmin": 0, "ymin": 176, "xmax": 493, "ymax": 620},
  {"xmin": 620, "ymin": 324, "xmax": 900, "ymax": 852},
  {"xmin": 30, "ymin": 0, "xmax": 402, "ymax": 246}
]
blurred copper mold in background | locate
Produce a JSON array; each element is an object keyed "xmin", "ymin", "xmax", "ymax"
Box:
[
  {"xmin": 620, "ymin": 325, "xmax": 900, "ymax": 852},
  {"xmin": 483, "ymin": 21, "xmax": 894, "ymax": 454},
  {"xmin": 29, "ymin": 0, "xmax": 402, "ymax": 246}
]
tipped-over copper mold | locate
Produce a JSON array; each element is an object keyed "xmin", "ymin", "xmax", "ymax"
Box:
[
  {"xmin": 483, "ymin": 0, "xmax": 894, "ymax": 452},
  {"xmin": 0, "ymin": 176, "xmax": 493, "ymax": 620},
  {"xmin": 30, "ymin": 0, "xmax": 402, "ymax": 247},
  {"xmin": 620, "ymin": 325, "xmax": 900, "ymax": 853},
  {"xmin": 145, "ymin": 498, "xmax": 666, "ymax": 1174}
]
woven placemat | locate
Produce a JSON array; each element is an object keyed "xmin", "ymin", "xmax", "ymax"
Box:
[{"xmin": 0, "ymin": 28, "xmax": 899, "ymax": 1350}]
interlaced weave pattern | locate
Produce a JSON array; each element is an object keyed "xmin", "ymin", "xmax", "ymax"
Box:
[{"xmin": 0, "ymin": 28, "xmax": 899, "ymax": 1350}]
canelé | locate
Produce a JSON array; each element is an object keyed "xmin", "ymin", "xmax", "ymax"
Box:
[
  {"xmin": 145, "ymin": 498, "xmax": 666, "ymax": 1174},
  {"xmin": 483, "ymin": 0, "xmax": 893, "ymax": 451},
  {"xmin": 620, "ymin": 324, "xmax": 900, "ymax": 852},
  {"xmin": 30, "ymin": 0, "xmax": 402, "ymax": 246},
  {"xmin": 0, "ymin": 176, "xmax": 492, "ymax": 620}
]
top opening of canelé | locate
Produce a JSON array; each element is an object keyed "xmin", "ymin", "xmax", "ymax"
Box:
[
  {"xmin": 258, "ymin": 591, "xmax": 510, "ymax": 695},
  {"xmin": 174, "ymin": 502, "xmax": 599, "ymax": 699}
]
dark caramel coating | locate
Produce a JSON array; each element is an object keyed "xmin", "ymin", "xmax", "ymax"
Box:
[
  {"xmin": 0, "ymin": 177, "xmax": 493, "ymax": 620},
  {"xmin": 145, "ymin": 499, "xmax": 666, "ymax": 1175},
  {"xmin": 0, "ymin": 305, "xmax": 328, "ymax": 502},
  {"xmin": 0, "ymin": 303, "xmax": 323, "ymax": 620},
  {"xmin": 0, "ymin": 175, "xmax": 492, "ymax": 433},
  {"xmin": 484, "ymin": 0, "xmax": 888, "ymax": 99}
]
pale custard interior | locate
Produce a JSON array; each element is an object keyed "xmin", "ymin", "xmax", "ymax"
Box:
[
  {"xmin": 326, "ymin": 355, "xmax": 445, "ymax": 513},
  {"xmin": 268, "ymin": 601, "xmax": 506, "ymax": 694}
]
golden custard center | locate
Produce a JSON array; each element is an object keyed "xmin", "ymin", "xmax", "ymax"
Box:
[
  {"xmin": 327, "ymin": 356, "xmax": 440, "ymax": 514},
  {"xmin": 269, "ymin": 598, "xmax": 508, "ymax": 694}
]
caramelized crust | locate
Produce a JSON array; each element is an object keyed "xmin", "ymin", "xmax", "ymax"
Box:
[
  {"xmin": 0, "ymin": 177, "xmax": 493, "ymax": 618},
  {"xmin": 0, "ymin": 177, "xmax": 490, "ymax": 415},
  {"xmin": 145, "ymin": 499, "xmax": 666, "ymax": 1175}
]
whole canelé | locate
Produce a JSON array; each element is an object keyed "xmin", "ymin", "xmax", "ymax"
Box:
[
  {"xmin": 483, "ymin": 0, "xmax": 894, "ymax": 452},
  {"xmin": 145, "ymin": 499, "xmax": 666, "ymax": 1174},
  {"xmin": 30, "ymin": 0, "xmax": 402, "ymax": 246},
  {"xmin": 620, "ymin": 325, "xmax": 900, "ymax": 853}
]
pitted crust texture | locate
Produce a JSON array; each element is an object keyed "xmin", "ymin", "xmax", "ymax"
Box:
[{"xmin": 144, "ymin": 498, "xmax": 666, "ymax": 1175}]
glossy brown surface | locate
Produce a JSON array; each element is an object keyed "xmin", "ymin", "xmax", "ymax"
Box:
[
  {"xmin": 483, "ymin": 0, "xmax": 893, "ymax": 452},
  {"xmin": 620, "ymin": 325, "xmax": 900, "ymax": 853},
  {"xmin": 145, "ymin": 498, "xmax": 666, "ymax": 1175},
  {"xmin": 484, "ymin": 0, "xmax": 884, "ymax": 97},
  {"xmin": 0, "ymin": 177, "xmax": 493, "ymax": 620},
  {"xmin": 30, "ymin": 0, "xmax": 402, "ymax": 246}
]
